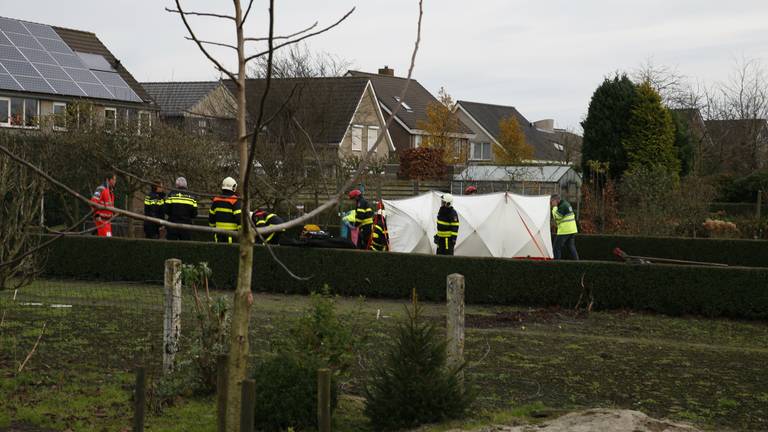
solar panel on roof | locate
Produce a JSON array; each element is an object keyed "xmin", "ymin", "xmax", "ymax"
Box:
[
  {"xmin": 19, "ymin": 48, "xmax": 55, "ymax": 64},
  {"xmin": 34, "ymin": 63, "xmax": 70, "ymax": 81},
  {"xmin": 0, "ymin": 73, "xmax": 21, "ymax": 90},
  {"xmin": 0, "ymin": 17, "xmax": 142, "ymax": 103},
  {"xmin": 6, "ymin": 32, "xmax": 42, "ymax": 50},
  {"xmin": 0, "ymin": 59, "xmax": 40, "ymax": 77},
  {"xmin": 13, "ymin": 75, "xmax": 53, "ymax": 93}
]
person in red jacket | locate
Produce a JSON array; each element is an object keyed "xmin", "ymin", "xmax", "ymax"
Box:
[{"xmin": 91, "ymin": 173, "xmax": 117, "ymax": 237}]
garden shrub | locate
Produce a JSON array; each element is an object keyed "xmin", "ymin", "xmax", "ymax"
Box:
[
  {"xmin": 252, "ymin": 353, "xmax": 338, "ymax": 432},
  {"xmin": 364, "ymin": 296, "xmax": 473, "ymax": 430}
]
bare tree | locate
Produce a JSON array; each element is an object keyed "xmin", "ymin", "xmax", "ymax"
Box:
[
  {"xmin": 250, "ymin": 42, "xmax": 352, "ymax": 78},
  {"xmin": 0, "ymin": 2, "xmax": 423, "ymax": 430},
  {"xmin": 0, "ymin": 138, "xmax": 45, "ymax": 290}
]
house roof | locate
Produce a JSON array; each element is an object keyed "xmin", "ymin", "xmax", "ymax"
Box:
[
  {"xmin": 224, "ymin": 76, "xmax": 372, "ymax": 145},
  {"xmin": 456, "ymin": 100, "xmax": 566, "ymax": 163},
  {"xmin": 53, "ymin": 26, "xmax": 152, "ymax": 104},
  {"xmin": 704, "ymin": 118, "xmax": 768, "ymax": 143},
  {"xmin": 141, "ymin": 81, "xmax": 223, "ymax": 116},
  {"xmin": 456, "ymin": 164, "xmax": 579, "ymax": 182},
  {"xmin": 346, "ymin": 70, "xmax": 472, "ymax": 135}
]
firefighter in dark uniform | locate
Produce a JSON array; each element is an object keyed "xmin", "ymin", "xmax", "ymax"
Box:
[
  {"xmin": 143, "ymin": 180, "xmax": 166, "ymax": 239},
  {"xmin": 434, "ymin": 193, "xmax": 459, "ymax": 256},
  {"xmin": 348, "ymin": 189, "xmax": 373, "ymax": 249},
  {"xmin": 370, "ymin": 207, "xmax": 389, "ymax": 251},
  {"xmin": 164, "ymin": 177, "xmax": 198, "ymax": 241},
  {"xmin": 252, "ymin": 208, "xmax": 285, "ymax": 245},
  {"xmin": 209, "ymin": 176, "xmax": 241, "ymax": 243}
]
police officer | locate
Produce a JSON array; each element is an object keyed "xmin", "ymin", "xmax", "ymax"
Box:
[
  {"xmin": 164, "ymin": 177, "xmax": 198, "ymax": 241},
  {"xmin": 209, "ymin": 176, "xmax": 241, "ymax": 243},
  {"xmin": 251, "ymin": 208, "xmax": 284, "ymax": 245},
  {"xmin": 551, "ymin": 194, "xmax": 579, "ymax": 260},
  {"xmin": 348, "ymin": 189, "xmax": 373, "ymax": 249},
  {"xmin": 143, "ymin": 180, "xmax": 165, "ymax": 239},
  {"xmin": 434, "ymin": 193, "xmax": 459, "ymax": 256}
]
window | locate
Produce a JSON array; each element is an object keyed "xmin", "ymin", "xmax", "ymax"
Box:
[
  {"xmin": 0, "ymin": 98, "xmax": 9, "ymax": 126},
  {"xmin": 367, "ymin": 126, "xmax": 379, "ymax": 152},
  {"xmin": 471, "ymin": 142, "xmax": 492, "ymax": 160},
  {"xmin": 76, "ymin": 104, "xmax": 93, "ymax": 129},
  {"xmin": 414, "ymin": 135, "xmax": 422, "ymax": 148},
  {"xmin": 393, "ymin": 96, "xmax": 412, "ymax": 112},
  {"xmin": 10, "ymin": 98, "xmax": 23, "ymax": 126},
  {"xmin": 553, "ymin": 142, "xmax": 565, "ymax": 152},
  {"xmin": 138, "ymin": 111, "xmax": 151, "ymax": 135},
  {"xmin": 53, "ymin": 102, "xmax": 67, "ymax": 131},
  {"xmin": 104, "ymin": 108, "xmax": 117, "ymax": 132},
  {"xmin": 351, "ymin": 125, "xmax": 363, "ymax": 151},
  {"xmin": 453, "ymin": 139, "xmax": 463, "ymax": 160},
  {"xmin": 198, "ymin": 119, "xmax": 208, "ymax": 135},
  {"xmin": 0, "ymin": 97, "xmax": 39, "ymax": 129},
  {"xmin": 24, "ymin": 99, "xmax": 38, "ymax": 127}
]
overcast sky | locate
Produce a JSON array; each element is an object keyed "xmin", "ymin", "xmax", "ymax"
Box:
[{"xmin": 3, "ymin": 1, "xmax": 768, "ymax": 131}]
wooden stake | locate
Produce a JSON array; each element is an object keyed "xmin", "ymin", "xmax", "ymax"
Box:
[
  {"xmin": 317, "ymin": 368, "xmax": 331, "ymax": 432},
  {"xmin": 163, "ymin": 258, "xmax": 182, "ymax": 375}
]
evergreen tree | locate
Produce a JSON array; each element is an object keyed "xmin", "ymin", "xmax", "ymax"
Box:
[
  {"xmin": 670, "ymin": 110, "xmax": 695, "ymax": 176},
  {"xmin": 364, "ymin": 296, "xmax": 472, "ymax": 431},
  {"xmin": 580, "ymin": 74, "xmax": 638, "ymax": 178},
  {"xmin": 622, "ymin": 82, "xmax": 680, "ymax": 176}
]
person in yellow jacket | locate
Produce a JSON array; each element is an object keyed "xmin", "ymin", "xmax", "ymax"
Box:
[{"xmin": 551, "ymin": 194, "xmax": 579, "ymax": 260}]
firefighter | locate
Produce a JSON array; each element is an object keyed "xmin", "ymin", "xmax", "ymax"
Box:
[
  {"xmin": 251, "ymin": 208, "xmax": 284, "ymax": 245},
  {"xmin": 209, "ymin": 176, "xmax": 241, "ymax": 243},
  {"xmin": 143, "ymin": 180, "xmax": 165, "ymax": 239},
  {"xmin": 370, "ymin": 208, "xmax": 389, "ymax": 251},
  {"xmin": 550, "ymin": 194, "xmax": 579, "ymax": 260},
  {"xmin": 164, "ymin": 177, "xmax": 198, "ymax": 241},
  {"xmin": 90, "ymin": 173, "xmax": 117, "ymax": 237},
  {"xmin": 434, "ymin": 193, "xmax": 459, "ymax": 255},
  {"xmin": 348, "ymin": 189, "xmax": 373, "ymax": 249}
]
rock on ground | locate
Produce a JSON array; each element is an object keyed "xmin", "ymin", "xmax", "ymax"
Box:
[{"xmin": 449, "ymin": 408, "xmax": 702, "ymax": 432}]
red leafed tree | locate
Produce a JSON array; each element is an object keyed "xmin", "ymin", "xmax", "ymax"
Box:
[{"xmin": 398, "ymin": 148, "xmax": 448, "ymax": 180}]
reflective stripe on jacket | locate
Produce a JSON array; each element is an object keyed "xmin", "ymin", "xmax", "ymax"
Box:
[
  {"xmin": 354, "ymin": 197, "xmax": 373, "ymax": 227},
  {"xmin": 552, "ymin": 202, "xmax": 578, "ymax": 235},
  {"xmin": 371, "ymin": 223, "xmax": 388, "ymax": 251},
  {"xmin": 164, "ymin": 191, "xmax": 198, "ymax": 224},
  {"xmin": 253, "ymin": 211, "xmax": 284, "ymax": 244},
  {"xmin": 436, "ymin": 206, "xmax": 459, "ymax": 238},
  {"xmin": 209, "ymin": 193, "xmax": 241, "ymax": 242}
]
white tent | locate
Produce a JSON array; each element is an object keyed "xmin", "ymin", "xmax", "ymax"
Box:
[{"xmin": 382, "ymin": 191, "xmax": 553, "ymax": 258}]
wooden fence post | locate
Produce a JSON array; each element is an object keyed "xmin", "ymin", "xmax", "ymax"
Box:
[
  {"xmin": 163, "ymin": 258, "xmax": 182, "ymax": 375},
  {"xmin": 132, "ymin": 366, "xmax": 146, "ymax": 432},
  {"xmin": 317, "ymin": 368, "xmax": 331, "ymax": 432},
  {"xmin": 217, "ymin": 354, "xmax": 228, "ymax": 432},
  {"xmin": 446, "ymin": 273, "xmax": 465, "ymax": 381},
  {"xmin": 239, "ymin": 379, "xmax": 256, "ymax": 432},
  {"xmin": 757, "ymin": 190, "xmax": 763, "ymax": 220}
]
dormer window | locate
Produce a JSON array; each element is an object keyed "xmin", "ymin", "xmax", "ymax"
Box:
[{"xmin": 393, "ymin": 96, "xmax": 412, "ymax": 112}]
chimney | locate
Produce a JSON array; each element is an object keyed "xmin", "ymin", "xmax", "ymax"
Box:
[
  {"xmin": 378, "ymin": 66, "xmax": 395, "ymax": 77},
  {"xmin": 533, "ymin": 119, "xmax": 555, "ymax": 133}
]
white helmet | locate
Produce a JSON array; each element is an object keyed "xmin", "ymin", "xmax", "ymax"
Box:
[
  {"xmin": 221, "ymin": 176, "xmax": 237, "ymax": 192},
  {"xmin": 441, "ymin": 193, "xmax": 454, "ymax": 204}
]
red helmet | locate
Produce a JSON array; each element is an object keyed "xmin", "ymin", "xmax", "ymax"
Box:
[
  {"xmin": 464, "ymin": 186, "xmax": 478, "ymax": 195},
  {"xmin": 348, "ymin": 189, "xmax": 362, "ymax": 199}
]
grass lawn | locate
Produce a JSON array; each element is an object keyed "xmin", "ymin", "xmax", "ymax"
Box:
[{"xmin": 1, "ymin": 279, "xmax": 767, "ymax": 431}]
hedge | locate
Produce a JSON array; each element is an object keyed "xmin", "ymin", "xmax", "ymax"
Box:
[
  {"xmin": 42, "ymin": 236, "xmax": 768, "ymax": 320},
  {"xmin": 576, "ymin": 234, "xmax": 768, "ymax": 268}
]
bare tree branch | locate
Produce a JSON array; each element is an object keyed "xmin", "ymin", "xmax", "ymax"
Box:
[
  {"xmin": 245, "ymin": 21, "xmax": 318, "ymax": 42},
  {"xmin": 292, "ymin": 115, "xmax": 332, "ymax": 200},
  {"xmin": 111, "ymin": 165, "xmax": 219, "ymax": 198},
  {"xmin": 170, "ymin": 1, "xmax": 238, "ymax": 83},
  {"xmin": 185, "ymin": 37, "xmax": 238, "ymax": 50},
  {"xmin": 244, "ymin": 8, "xmax": 355, "ymax": 63},
  {"xmin": 166, "ymin": 8, "xmax": 236, "ymax": 21},
  {"xmin": 0, "ymin": 143, "xmax": 238, "ymax": 237},
  {"xmin": 255, "ymin": 0, "xmax": 423, "ymax": 237},
  {"xmin": 240, "ymin": 0, "xmax": 255, "ymax": 28}
]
